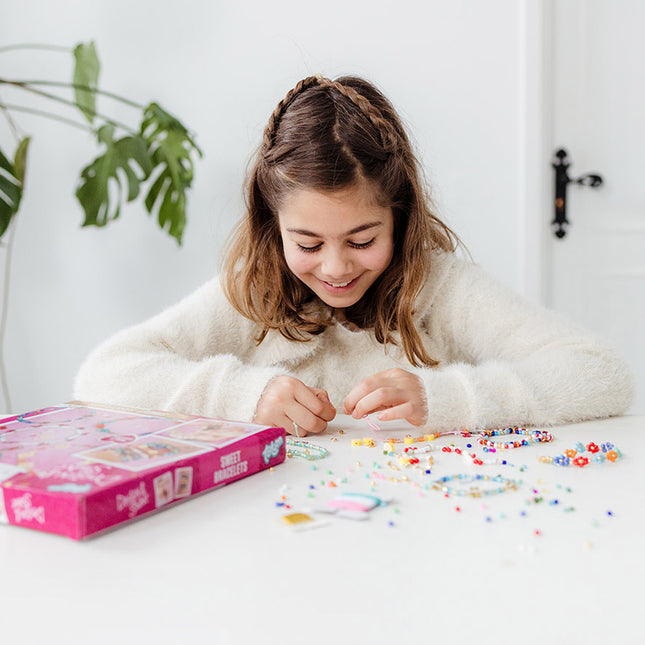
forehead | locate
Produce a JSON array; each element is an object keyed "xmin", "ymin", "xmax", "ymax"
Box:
[{"xmin": 278, "ymin": 183, "xmax": 391, "ymax": 231}]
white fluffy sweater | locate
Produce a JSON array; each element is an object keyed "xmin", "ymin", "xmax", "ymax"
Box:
[{"xmin": 74, "ymin": 252, "xmax": 634, "ymax": 431}]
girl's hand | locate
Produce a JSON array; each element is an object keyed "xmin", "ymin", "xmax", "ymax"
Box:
[
  {"xmin": 254, "ymin": 376, "xmax": 336, "ymax": 436},
  {"xmin": 343, "ymin": 368, "xmax": 427, "ymax": 426}
]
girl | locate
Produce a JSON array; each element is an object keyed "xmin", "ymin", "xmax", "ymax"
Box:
[{"xmin": 74, "ymin": 75, "xmax": 633, "ymax": 436}]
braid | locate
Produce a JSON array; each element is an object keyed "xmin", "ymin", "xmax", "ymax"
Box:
[
  {"xmin": 317, "ymin": 77, "xmax": 399, "ymax": 153},
  {"xmin": 262, "ymin": 75, "xmax": 321, "ymax": 149},
  {"xmin": 262, "ymin": 74, "xmax": 399, "ymax": 154}
]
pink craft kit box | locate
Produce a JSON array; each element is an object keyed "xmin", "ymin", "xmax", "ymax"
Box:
[{"xmin": 0, "ymin": 401, "xmax": 286, "ymax": 539}]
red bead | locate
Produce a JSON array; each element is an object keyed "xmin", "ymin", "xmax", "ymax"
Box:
[{"xmin": 442, "ymin": 447, "xmax": 451, "ymax": 453}]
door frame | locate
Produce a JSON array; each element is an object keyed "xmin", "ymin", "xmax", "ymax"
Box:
[{"xmin": 518, "ymin": 0, "xmax": 554, "ymax": 306}]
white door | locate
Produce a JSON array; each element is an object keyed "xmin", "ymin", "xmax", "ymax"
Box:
[{"xmin": 548, "ymin": 0, "xmax": 645, "ymax": 413}]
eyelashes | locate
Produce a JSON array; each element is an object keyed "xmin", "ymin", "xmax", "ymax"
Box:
[{"xmin": 297, "ymin": 239, "xmax": 376, "ymax": 253}]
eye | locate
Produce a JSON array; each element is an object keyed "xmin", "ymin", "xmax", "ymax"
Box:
[
  {"xmin": 297, "ymin": 242, "xmax": 323, "ymax": 253},
  {"xmin": 348, "ymin": 238, "xmax": 376, "ymax": 250}
]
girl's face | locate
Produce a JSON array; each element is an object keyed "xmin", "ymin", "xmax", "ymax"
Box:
[{"xmin": 278, "ymin": 182, "xmax": 394, "ymax": 310}]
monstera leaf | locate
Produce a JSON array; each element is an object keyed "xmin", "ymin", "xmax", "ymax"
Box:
[
  {"xmin": 73, "ymin": 41, "xmax": 100, "ymax": 124},
  {"xmin": 76, "ymin": 125, "xmax": 153, "ymax": 227},
  {"xmin": 0, "ymin": 138, "xmax": 30, "ymax": 238},
  {"xmin": 141, "ymin": 103, "xmax": 202, "ymax": 244}
]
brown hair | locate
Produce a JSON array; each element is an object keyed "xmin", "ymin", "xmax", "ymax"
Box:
[{"xmin": 221, "ymin": 75, "xmax": 459, "ymax": 367}]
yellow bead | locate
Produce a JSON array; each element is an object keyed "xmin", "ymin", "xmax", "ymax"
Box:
[
  {"xmin": 351, "ymin": 439, "xmax": 363, "ymax": 447},
  {"xmin": 404, "ymin": 435, "xmax": 414, "ymax": 444}
]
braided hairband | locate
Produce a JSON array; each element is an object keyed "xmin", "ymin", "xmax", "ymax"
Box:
[{"xmin": 262, "ymin": 75, "xmax": 398, "ymax": 153}]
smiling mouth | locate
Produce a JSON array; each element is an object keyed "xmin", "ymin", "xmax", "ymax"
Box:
[{"xmin": 319, "ymin": 276, "xmax": 359, "ymax": 291}]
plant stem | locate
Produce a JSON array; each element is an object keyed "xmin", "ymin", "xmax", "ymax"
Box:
[
  {"xmin": 0, "ymin": 93, "xmax": 23, "ymax": 143},
  {"xmin": 0, "ymin": 44, "xmax": 71, "ymax": 54},
  {"xmin": 0, "ymin": 103, "xmax": 93, "ymax": 132},
  {"xmin": 0, "ymin": 80, "xmax": 138, "ymax": 135},
  {"xmin": 0, "ymin": 79, "xmax": 144, "ymax": 110},
  {"xmin": 0, "ymin": 215, "xmax": 17, "ymax": 413}
]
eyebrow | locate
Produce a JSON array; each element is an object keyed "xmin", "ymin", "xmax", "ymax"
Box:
[{"xmin": 286, "ymin": 221, "xmax": 383, "ymax": 238}]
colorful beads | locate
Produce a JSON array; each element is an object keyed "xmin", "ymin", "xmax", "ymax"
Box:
[
  {"xmin": 539, "ymin": 442, "xmax": 622, "ymax": 467},
  {"xmin": 478, "ymin": 428, "xmax": 553, "ymax": 451},
  {"xmin": 431, "ymin": 473, "xmax": 521, "ymax": 498},
  {"xmin": 286, "ymin": 438, "xmax": 329, "ymax": 461}
]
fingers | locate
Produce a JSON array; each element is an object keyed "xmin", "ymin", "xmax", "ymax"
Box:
[
  {"xmin": 254, "ymin": 376, "xmax": 336, "ymax": 437},
  {"xmin": 344, "ymin": 369, "xmax": 427, "ymax": 426},
  {"xmin": 373, "ymin": 401, "xmax": 426, "ymax": 427},
  {"xmin": 311, "ymin": 389, "xmax": 337, "ymax": 422},
  {"xmin": 288, "ymin": 386, "xmax": 336, "ymax": 435}
]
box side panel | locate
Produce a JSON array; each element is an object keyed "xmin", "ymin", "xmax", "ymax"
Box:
[
  {"xmin": 83, "ymin": 426, "xmax": 286, "ymax": 537},
  {"xmin": 1, "ymin": 485, "xmax": 82, "ymax": 539}
]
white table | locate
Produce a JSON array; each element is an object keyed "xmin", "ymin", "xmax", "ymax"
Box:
[{"xmin": 1, "ymin": 414, "xmax": 643, "ymax": 645}]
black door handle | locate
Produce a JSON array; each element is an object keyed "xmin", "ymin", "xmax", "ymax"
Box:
[{"xmin": 551, "ymin": 148, "xmax": 603, "ymax": 238}]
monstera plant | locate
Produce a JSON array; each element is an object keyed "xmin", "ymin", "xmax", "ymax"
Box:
[
  {"xmin": 0, "ymin": 41, "xmax": 202, "ymax": 409},
  {"xmin": 0, "ymin": 41, "xmax": 201, "ymax": 242}
]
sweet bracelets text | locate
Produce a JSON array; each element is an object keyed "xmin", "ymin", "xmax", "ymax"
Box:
[
  {"xmin": 286, "ymin": 438, "xmax": 329, "ymax": 461},
  {"xmin": 538, "ymin": 441, "xmax": 621, "ymax": 467}
]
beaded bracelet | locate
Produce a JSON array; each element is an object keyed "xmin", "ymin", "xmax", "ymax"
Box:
[
  {"xmin": 538, "ymin": 441, "xmax": 621, "ymax": 467},
  {"xmin": 286, "ymin": 438, "xmax": 329, "ymax": 461},
  {"xmin": 431, "ymin": 473, "xmax": 521, "ymax": 498},
  {"xmin": 478, "ymin": 427, "xmax": 553, "ymax": 451},
  {"xmin": 440, "ymin": 445, "xmax": 512, "ymax": 467}
]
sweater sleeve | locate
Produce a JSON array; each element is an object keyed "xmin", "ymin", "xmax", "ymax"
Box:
[
  {"xmin": 411, "ymin": 256, "xmax": 635, "ymax": 431},
  {"xmin": 73, "ymin": 277, "xmax": 286, "ymax": 422}
]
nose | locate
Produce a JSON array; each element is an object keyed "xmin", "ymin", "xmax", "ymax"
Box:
[{"xmin": 321, "ymin": 247, "xmax": 353, "ymax": 279}]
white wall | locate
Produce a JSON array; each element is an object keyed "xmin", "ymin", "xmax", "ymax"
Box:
[{"xmin": 1, "ymin": 0, "xmax": 541, "ymax": 413}]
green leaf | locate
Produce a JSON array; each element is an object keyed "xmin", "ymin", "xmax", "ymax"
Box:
[
  {"xmin": 0, "ymin": 142, "xmax": 27, "ymax": 240},
  {"xmin": 75, "ymin": 125, "xmax": 153, "ymax": 228},
  {"xmin": 14, "ymin": 137, "xmax": 31, "ymax": 184},
  {"xmin": 140, "ymin": 102, "xmax": 202, "ymax": 245},
  {"xmin": 73, "ymin": 41, "xmax": 100, "ymax": 124}
]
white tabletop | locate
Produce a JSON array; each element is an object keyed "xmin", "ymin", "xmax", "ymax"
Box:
[{"xmin": 1, "ymin": 413, "xmax": 643, "ymax": 645}]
